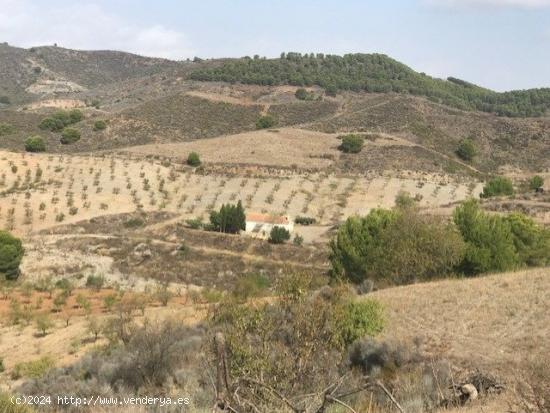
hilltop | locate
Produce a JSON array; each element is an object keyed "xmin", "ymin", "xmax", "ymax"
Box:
[{"xmin": 190, "ymin": 52, "xmax": 550, "ymax": 117}]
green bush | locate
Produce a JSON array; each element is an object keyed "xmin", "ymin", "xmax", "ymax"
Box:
[
  {"xmin": 123, "ymin": 218, "xmax": 144, "ymax": 228},
  {"xmin": 185, "ymin": 218, "xmax": 203, "ymax": 229},
  {"xmin": 505, "ymin": 212, "xmax": 550, "ymax": 267},
  {"xmin": 481, "ymin": 176, "xmax": 514, "ymax": 198},
  {"xmin": 186, "ymin": 152, "xmax": 201, "ymax": 167},
  {"xmin": 456, "ymin": 138, "xmax": 477, "ymax": 161},
  {"xmin": 529, "ymin": 175, "xmax": 544, "ymax": 191},
  {"xmin": 295, "ymin": 88, "xmax": 315, "ymax": 101},
  {"xmin": 60, "ymin": 128, "xmax": 81, "ymax": 144},
  {"xmin": 336, "ymin": 300, "xmax": 385, "ymax": 346},
  {"xmin": 338, "ymin": 134, "xmax": 364, "ymax": 153},
  {"xmin": 93, "ymin": 120, "xmax": 107, "ymax": 131},
  {"xmin": 294, "ymin": 216, "xmax": 316, "ymax": 225},
  {"xmin": 0, "ymin": 122, "xmax": 15, "ymax": 136},
  {"xmin": 269, "ymin": 226, "xmax": 291, "ymax": 244},
  {"xmin": 86, "ymin": 274, "xmax": 105, "ymax": 290},
  {"xmin": 24, "ymin": 136, "xmax": 46, "ymax": 152},
  {"xmin": 330, "ymin": 208, "xmax": 464, "ymax": 284},
  {"xmin": 255, "ymin": 115, "xmax": 276, "ymax": 129},
  {"xmin": 0, "ymin": 96, "xmax": 10, "ymax": 105},
  {"xmin": 0, "ymin": 231, "xmax": 24, "ymax": 280},
  {"xmin": 232, "ymin": 273, "xmax": 271, "ymax": 301},
  {"xmin": 453, "ymin": 199, "xmax": 519, "ymax": 274},
  {"xmin": 209, "ymin": 201, "xmax": 246, "ymax": 234},
  {"xmin": 39, "ymin": 117, "xmax": 65, "ymax": 132},
  {"xmin": 394, "ymin": 191, "xmax": 416, "ymax": 209},
  {"xmin": 39, "ymin": 109, "xmax": 83, "ymax": 131},
  {"xmin": 210, "ymin": 280, "xmax": 384, "ymax": 405},
  {"xmin": 293, "ymin": 234, "xmax": 304, "ymax": 246},
  {"xmin": 68, "ymin": 109, "xmax": 83, "ymax": 124},
  {"xmin": 11, "ymin": 356, "xmax": 54, "ymax": 380}
]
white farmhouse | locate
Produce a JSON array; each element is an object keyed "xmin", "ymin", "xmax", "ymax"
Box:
[{"xmin": 245, "ymin": 213, "xmax": 294, "ymax": 239}]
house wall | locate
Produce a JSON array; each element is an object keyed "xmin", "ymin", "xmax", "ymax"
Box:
[{"xmin": 245, "ymin": 221, "xmax": 294, "ymax": 238}]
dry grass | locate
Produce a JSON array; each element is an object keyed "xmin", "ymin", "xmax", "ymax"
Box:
[{"xmin": 371, "ymin": 267, "xmax": 550, "ymax": 381}]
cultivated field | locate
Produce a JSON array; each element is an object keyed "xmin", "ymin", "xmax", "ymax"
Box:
[{"xmin": 0, "ymin": 150, "xmax": 483, "ymax": 239}]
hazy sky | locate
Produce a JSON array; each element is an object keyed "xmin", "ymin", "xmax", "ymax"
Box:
[{"xmin": 1, "ymin": 0, "xmax": 549, "ymax": 91}]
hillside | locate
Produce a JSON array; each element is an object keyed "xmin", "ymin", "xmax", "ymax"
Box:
[
  {"xmin": 190, "ymin": 52, "xmax": 550, "ymax": 117},
  {"xmin": 0, "ymin": 43, "xmax": 187, "ymax": 104}
]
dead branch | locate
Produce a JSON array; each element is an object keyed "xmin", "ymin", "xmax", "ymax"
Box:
[{"xmin": 375, "ymin": 380, "xmax": 404, "ymax": 413}]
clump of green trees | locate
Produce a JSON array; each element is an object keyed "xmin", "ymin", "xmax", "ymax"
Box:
[
  {"xmin": 0, "ymin": 230, "xmax": 24, "ymax": 280},
  {"xmin": 24, "ymin": 136, "xmax": 46, "ymax": 152},
  {"xmin": 189, "ymin": 53, "xmax": 550, "ymax": 117},
  {"xmin": 338, "ymin": 134, "xmax": 364, "ymax": 153},
  {"xmin": 209, "ymin": 201, "xmax": 246, "ymax": 234},
  {"xmin": 39, "ymin": 109, "xmax": 83, "ymax": 132},
  {"xmin": 330, "ymin": 199, "xmax": 550, "ymax": 285}
]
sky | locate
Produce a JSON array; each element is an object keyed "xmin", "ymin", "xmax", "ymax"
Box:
[{"xmin": 1, "ymin": 0, "xmax": 549, "ymax": 91}]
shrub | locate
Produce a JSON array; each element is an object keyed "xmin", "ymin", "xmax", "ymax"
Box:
[
  {"xmin": 123, "ymin": 217, "xmax": 144, "ymax": 228},
  {"xmin": 294, "ymin": 216, "xmax": 316, "ymax": 225},
  {"xmin": 86, "ymin": 274, "xmax": 105, "ymax": 291},
  {"xmin": 269, "ymin": 226, "xmax": 291, "ymax": 244},
  {"xmin": 394, "ymin": 190, "xmax": 416, "ymax": 209},
  {"xmin": 186, "ymin": 152, "xmax": 201, "ymax": 167},
  {"xmin": 293, "ymin": 234, "xmax": 304, "ymax": 246},
  {"xmin": 295, "ymin": 88, "xmax": 315, "ymax": 101},
  {"xmin": 185, "ymin": 217, "xmax": 203, "ymax": 229},
  {"xmin": 35, "ymin": 313, "xmax": 54, "ymax": 336},
  {"xmin": 93, "ymin": 120, "xmax": 107, "ymax": 131},
  {"xmin": 0, "ymin": 393, "xmax": 34, "ymax": 413},
  {"xmin": 0, "ymin": 122, "xmax": 15, "ymax": 136},
  {"xmin": 456, "ymin": 138, "xmax": 477, "ymax": 161},
  {"xmin": 330, "ymin": 208, "xmax": 464, "ymax": 284},
  {"xmin": 68, "ymin": 109, "xmax": 83, "ymax": 124},
  {"xmin": 210, "ymin": 281, "xmax": 384, "ymax": 407},
  {"xmin": 39, "ymin": 117, "xmax": 65, "ymax": 132},
  {"xmin": 11, "ymin": 356, "xmax": 54, "ymax": 380},
  {"xmin": 336, "ymin": 300, "xmax": 385, "ymax": 346},
  {"xmin": 209, "ymin": 201, "xmax": 246, "ymax": 234},
  {"xmin": 55, "ymin": 278, "xmax": 74, "ymax": 295},
  {"xmin": 24, "ymin": 136, "xmax": 46, "ymax": 152},
  {"xmin": 0, "ymin": 231, "xmax": 24, "ymax": 280},
  {"xmin": 505, "ymin": 212, "xmax": 550, "ymax": 267},
  {"xmin": 40, "ymin": 110, "xmax": 83, "ymax": 132},
  {"xmin": 255, "ymin": 115, "xmax": 276, "ymax": 129},
  {"xmin": 529, "ymin": 175, "xmax": 544, "ymax": 191},
  {"xmin": 60, "ymin": 128, "xmax": 81, "ymax": 144},
  {"xmin": 232, "ymin": 273, "xmax": 271, "ymax": 301},
  {"xmin": 338, "ymin": 134, "xmax": 364, "ymax": 153},
  {"xmin": 453, "ymin": 199, "xmax": 519, "ymax": 274},
  {"xmin": 481, "ymin": 176, "xmax": 514, "ymax": 198},
  {"xmin": 0, "ymin": 96, "xmax": 10, "ymax": 105}
]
